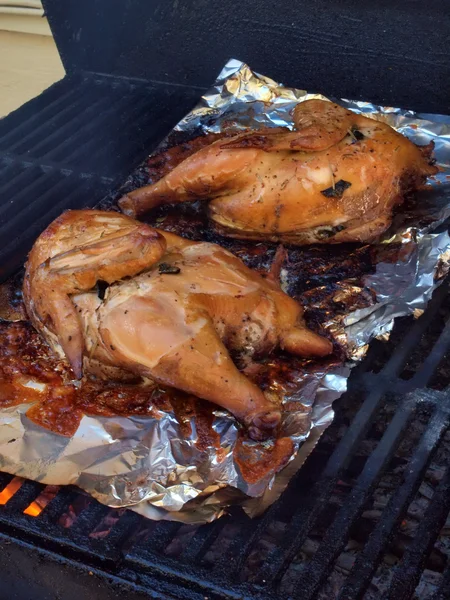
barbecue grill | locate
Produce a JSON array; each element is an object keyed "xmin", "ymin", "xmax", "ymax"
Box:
[{"xmin": 1, "ymin": 1, "xmax": 450, "ymax": 598}]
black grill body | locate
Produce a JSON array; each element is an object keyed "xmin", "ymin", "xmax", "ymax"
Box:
[
  {"xmin": 0, "ymin": 73, "xmax": 200, "ymax": 280},
  {"xmin": 1, "ymin": 1, "xmax": 450, "ymax": 598}
]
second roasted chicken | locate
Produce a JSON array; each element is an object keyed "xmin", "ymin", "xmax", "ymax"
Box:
[
  {"xmin": 24, "ymin": 210, "xmax": 332, "ymax": 440},
  {"xmin": 119, "ymin": 100, "xmax": 437, "ymax": 244}
]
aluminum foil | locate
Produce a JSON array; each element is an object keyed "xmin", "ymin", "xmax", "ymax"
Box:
[{"xmin": 1, "ymin": 59, "xmax": 450, "ymax": 524}]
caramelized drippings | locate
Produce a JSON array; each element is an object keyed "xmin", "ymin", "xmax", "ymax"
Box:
[
  {"xmin": 170, "ymin": 394, "xmax": 225, "ymax": 458},
  {"xmin": 0, "ymin": 321, "xmax": 175, "ymax": 436},
  {"xmin": 27, "ymin": 388, "xmax": 82, "ymax": 437},
  {"xmin": 0, "ymin": 382, "xmax": 23, "ymax": 408},
  {"xmin": 0, "ymin": 319, "xmax": 307, "ymax": 481},
  {"xmin": 234, "ymin": 434, "xmax": 294, "ymax": 484},
  {"xmin": 0, "ymin": 322, "xmax": 68, "ymax": 393},
  {"xmin": 0, "ymin": 273, "xmax": 27, "ymax": 322},
  {"xmin": 26, "ymin": 382, "xmax": 178, "ymax": 438}
]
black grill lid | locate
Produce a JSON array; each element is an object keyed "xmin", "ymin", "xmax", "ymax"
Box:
[{"xmin": 43, "ymin": 0, "xmax": 450, "ymax": 113}]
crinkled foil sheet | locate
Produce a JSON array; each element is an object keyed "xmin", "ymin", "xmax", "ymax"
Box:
[{"xmin": 1, "ymin": 59, "xmax": 450, "ymax": 524}]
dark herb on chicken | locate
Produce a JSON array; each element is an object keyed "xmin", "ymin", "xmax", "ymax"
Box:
[
  {"xmin": 96, "ymin": 280, "xmax": 109, "ymax": 300},
  {"xmin": 316, "ymin": 225, "xmax": 346, "ymax": 239},
  {"xmin": 320, "ymin": 180, "xmax": 352, "ymax": 199},
  {"xmin": 351, "ymin": 128, "xmax": 365, "ymax": 141},
  {"xmin": 158, "ymin": 263, "xmax": 181, "ymax": 275}
]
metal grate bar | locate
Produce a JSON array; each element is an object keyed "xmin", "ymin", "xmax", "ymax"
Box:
[
  {"xmin": 0, "ymin": 79, "xmax": 87, "ymax": 148},
  {"xmin": 0, "ymin": 172, "xmax": 80, "ymax": 239},
  {"xmin": 0, "ymin": 170, "xmax": 57, "ymax": 226},
  {"xmin": 409, "ymin": 316, "xmax": 450, "ymax": 388},
  {"xmin": 0, "ymin": 479, "xmax": 43, "ymax": 513},
  {"xmin": 338, "ymin": 391, "xmax": 450, "ymax": 600},
  {"xmin": 127, "ymin": 550, "xmax": 249, "ymax": 600},
  {"xmin": 244, "ymin": 287, "xmax": 449, "ymax": 583},
  {"xmin": 429, "ymin": 564, "xmax": 450, "ymax": 600},
  {"xmin": 0, "ymin": 174, "xmax": 106, "ymax": 275},
  {"xmin": 38, "ymin": 488, "xmax": 81, "ymax": 524},
  {"xmin": 374, "ymin": 281, "xmax": 450, "ymax": 380},
  {"xmin": 41, "ymin": 91, "xmax": 136, "ymax": 162},
  {"xmin": 0, "ymin": 158, "xmax": 23, "ymax": 182},
  {"xmin": 69, "ymin": 500, "xmax": 109, "ymax": 537},
  {"xmin": 6, "ymin": 85, "xmax": 95, "ymax": 155},
  {"xmin": 67, "ymin": 109, "xmax": 158, "ymax": 175},
  {"xmin": 52, "ymin": 89, "xmax": 141, "ymax": 164},
  {"xmin": 180, "ymin": 516, "xmax": 231, "ymax": 563},
  {"xmin": 271, "ymin": 394, "xmax": 416, "ymax": 595},
  {"xmin": 147, "ymin": 521, "xmax": 184, "ymax": 553},
  {"xmin": 0, "ymin": 164, "xmax": 39, "ymax": 197},
  {"xmin": 0, "ymin": 472, "xmax": 13, "ymax": 489},
  {"xmin": 103, "ymin": 510, "xmax": 142, "ymax": 549},
  {"xmin": 384, "ymin": 464, "xmax": 450, "ymax": 600},
  {"xmin": 82, "ymin": 94, "xmax": 155, "ymax": 172},
  {"xmin": 213, "ymin": 511, "xmax": 256, "ymax": 576},
  {"xmin": 18, "ymin": 95, "xmax": 113, "ymax": 158},
  {"xmin": 118, "ymin": 106, "xmax": 173, "ymax": 161},
  {"xmin": 131, "ymin": 521, "xmax": 184, "ymax": 557}
]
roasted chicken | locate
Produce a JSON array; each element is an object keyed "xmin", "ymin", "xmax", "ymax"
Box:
[
  {"xmin": 119, "ymin": 100, "xmax": 437, "ymax": 244},
  {"xmin": 24, "ymin": 210, "xmax": 332, "ymax": 440}
]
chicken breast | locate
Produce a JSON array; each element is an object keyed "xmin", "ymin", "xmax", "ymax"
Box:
[
  {"xmin": 24, "ymin": 210, "xmax": 332, "ymax": 440},
  {"xmin": 119, "ymin": 100, "xmax": 437, "ymax": 244}
]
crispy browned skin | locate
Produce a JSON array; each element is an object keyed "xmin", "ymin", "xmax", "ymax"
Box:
[
  {"xmin": 23, "ymin": 210, "xmax": 166, "ymax": 379},
  {"xmin": 119, "ymin": 100, "xmax": 438, "ymax": 244},
  {"xmin": 23, "ymin": 210, "xmax": 332, "ymax": 440}
]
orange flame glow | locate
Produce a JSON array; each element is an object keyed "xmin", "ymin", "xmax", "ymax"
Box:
[
  {"xmin": 24, "ymin": 485, "xmax": 59, "ymax": 517},
  {"xmin": 24, "ymin": 501, "xmax": 43, "ymax": 517},
  {"xmin": 0, "ymin": 477, "xmax": 24, "ymax": 505}
]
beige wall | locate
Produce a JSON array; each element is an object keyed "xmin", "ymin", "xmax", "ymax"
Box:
[{"xmin": 0, "ymin": 1, "xmax": 65, "ymax": 118}]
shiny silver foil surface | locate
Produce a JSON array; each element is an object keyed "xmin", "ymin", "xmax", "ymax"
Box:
[{"xmin": 1, "ymin": 59, "xmax": 450, "ymax": 524}]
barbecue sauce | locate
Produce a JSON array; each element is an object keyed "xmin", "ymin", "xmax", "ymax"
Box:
[{"xmin": 234, "ymin": 434, "xmax": 294, "ymax": 484}]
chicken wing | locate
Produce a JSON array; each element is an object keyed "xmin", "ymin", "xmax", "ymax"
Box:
[
  {"xmin": 119, "ymin": 100, "xmax": 437, "ymax": 244},
  {"xmin": 24, "ymin": 210, "xmax": 332, "ymax": 440},
  {"xmin": 24, "ymin": 210, "xmax": 166, "ymax": 378}
]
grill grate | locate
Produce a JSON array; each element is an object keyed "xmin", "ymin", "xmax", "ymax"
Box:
[
  {"xmin": 1, "ymin": 73, "xmax": 450, "ymax": 600},
  {"xmin": 1, "ymin": 279, "xmax": 450, "ymax": 599}
]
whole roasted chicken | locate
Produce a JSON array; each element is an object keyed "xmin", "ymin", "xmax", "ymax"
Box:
[
  {"xmin": 119, "ymin": 100, "xmax": 437, "ymax": 244},
  {"xmin": 23, "ymin": 210, "xmax": 332, "ymax": 440}
]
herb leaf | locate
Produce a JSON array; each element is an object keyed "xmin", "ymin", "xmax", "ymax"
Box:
[
  {"xmin": 159, "ymin": 263, "xmax": 181, "ymax": 275},
  {"xmin": 316, "ymin": 224, "xmax": 346, "ymax": 239},
  {"xmin": 96, "ymin": 280, "xmax": 109, "ymax": 300},
  {"xmin": 320, "ymin": 179, "xmax": 352, "ymax": 199},
  {"xmin": 351, "ymin": 128, "xmax": 365, "ymax": 141}
]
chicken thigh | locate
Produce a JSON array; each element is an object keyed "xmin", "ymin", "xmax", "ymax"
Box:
[
  {"xmin": 119, "ymin": 100, "xmax": 437, "ymax": 244},
  {"xmin": 24, "ymin": 210, "xmax": 332, "ymax": 440}
]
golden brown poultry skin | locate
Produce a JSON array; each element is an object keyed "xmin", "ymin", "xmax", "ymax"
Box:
[
  {"xmin": 23, "ymin": 210, "xmax": 166, "ymax": 379},
  {"xmin": 119, "ymin": 100, "xmax": 438, "ymax": 244},
  {"xmin": 23, "ymin": 210, "xmax": 332, "ymax": 440}
]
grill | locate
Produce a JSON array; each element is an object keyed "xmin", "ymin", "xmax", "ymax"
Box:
[
  {"xmin": 2, "ymin": 283, "xmax": 450, "ymax": 599},
  {"xmin": 0, "ymin": 73, "xmax": 201, "ymax": 280},
  {"xmin": 1, "ymin": 0, "xmax": 450, "ymax": 598}
]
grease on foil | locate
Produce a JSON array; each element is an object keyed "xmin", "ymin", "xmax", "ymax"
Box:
[{"xmin": 1, "ymin": 59, "xmax": 450, "ymax": 524}]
